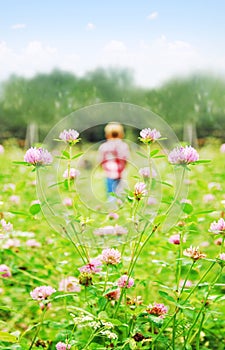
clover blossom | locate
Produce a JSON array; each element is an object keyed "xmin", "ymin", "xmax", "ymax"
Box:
[
  {"xmin": 134, "ymin": 182, "xmax": 147, "ymax": 200},
  {"xmin": 59, "ymin": 129, "xmax": 79, "ymax": 145},
  {"xmin": 168, "ymin": 145, "xmax": 199, "ymax": 165},
  {"xmin": 146, "ymin": 302, "xmax": 168, "ymax": 318},
  {"xmin": 139, "ymin": 128, "xmax": 161, "ymax": 143},
  {"xmin": 101, "ymin": 248, "xmax": 121, "ymax": 265},
  {"xmin": 56, "ymin": 342, "xmax": 71, "ymax": 350},
  {"xmin": 209, "ymin": 218, "xmax": 225, "ymax": 234},
  {"xmin": 59, "ymin": 277, "xmax": 81, "ymax": 292},
  {"xmin": 183, "ymin": 246, "xmax": 206, "ymax": 261},
  {"xmin": 1, "ymin": 219, "xmax": 13, "ymax": 232},
  {"xmin": 78, "ymin": 258, "xmax": 102, "ymax": 274},
  {"xmin": 24, "ymin": 147, "xmax": 53, "ymax": 166},
  {"xmin": 30, "ymin": 285, "xmax": 56, "ymax": 301},
  {"xmin": 104, "ymin": 288, "xmax": 121, "ymax": 301},
  {"xmin": 63, "ymin": 168, "xmax": 80, "ymax": 179},
  {"xmin": 168, "ymin": 234, "xmax": 186, "ymax": 245},
  {"xmin": 117, "ymin": 275, "xmax": 134, "ymax": 289},
  {"xmin": 139, "ymin": 167, "xmax": 157, "ymax": 178},
  {"xmin": 0, "ymin": 264, "xmax": 11, "ymax": 278}
]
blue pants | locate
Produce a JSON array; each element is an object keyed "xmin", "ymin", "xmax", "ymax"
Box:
[{"xmin": 106, "ymin": 178, "xmax": 120, "ymax": 196}]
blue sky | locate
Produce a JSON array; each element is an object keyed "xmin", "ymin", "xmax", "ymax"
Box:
[{"xmin": 0, "ymin": 0, "xmax": 225, "ymax": 87}]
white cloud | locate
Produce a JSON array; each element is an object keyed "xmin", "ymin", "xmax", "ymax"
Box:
[
  {"xmin": 103, "ymin": 40, "xmax": 127, "ymax": 53},
  {"xmin": 0, "ymin": 41, "xmax": 81, "ymax": 81},
  {"xmin": 86, "ymin": 22, "xmax": 96, "ymax": 31},
  {"xmin": 11, "ymin": 23, "xmax": 26, "ymax": 30},
  {"xmin": 0, "ymin": 37, "xmax": 225, "ymax": 87},
  {"xmin": 147, "ymin": 11, "xmax": 158, "ymax": 20}
]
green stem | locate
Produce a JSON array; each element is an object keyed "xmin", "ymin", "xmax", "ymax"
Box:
[
  {"xmin": 28, "ymin": 308, "xmax": 46, "ymax": 350},
  {"xmin": 179, "ymin": 260, "xmax": 195, "ymax": 296},
  {"xmin": 186, "ymin": 266, "xmax": 223, "ymax": 350},
  {"xmin": 67, "ymin": 146, "xmax": 72, "ymax": 192},
  {"xmin": 172, "ymin": 259, "xmax": 195, "ymax": 349},
  {"xmin": 114, "ymin": 223, "xmax": 158, "ymax": 317},
  {"xmin": 220, "ymin": 235, "xmax": 225, "ymax": 254},
  {"xmin": 61, "ymin": 225, "xmax": 86, "ymax": 264},
  {"xmin": 182, "ymin": 261, "xmax": 216, "ymax": 304},
  {"xmin": 147, "ymin": 144, "xmax": 153, "ymax": 193},
  {"xmin": 165, "ymin": 167, "xmax": 186, "ymax": 217}
]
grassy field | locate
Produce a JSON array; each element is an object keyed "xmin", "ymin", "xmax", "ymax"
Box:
[{"xmin": 0, "ymin": 139, "xmax": 225, "ymax": 350}]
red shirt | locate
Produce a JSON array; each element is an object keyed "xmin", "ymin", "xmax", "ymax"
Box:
[{"xmin": 99, "ymin": 139, "xmax": 130, "ymax": 179}]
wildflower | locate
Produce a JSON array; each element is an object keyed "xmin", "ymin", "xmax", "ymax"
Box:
[
  {"xmin": 139, "ymin": 128, "xmax": 161, "ymax": 143},
  {"xmin": 219, "ymin": 253, "xmax": 225, "ymax": 260},
  {"xmin": 168, "ymin": 145, "xmax": 199, "ymax": 165},
  {"xmin": 101, "ymin": 248, "xmax": 121, "ymax": 265},
  {"xmin": 3, "ymin": 238, "xmax": 20, "ymax": 249},
  {"xmin": 179, "ymin": 279, "xmax": 193, "ymax": 288},
  {"xmin": 63, "ymin": 198, "xmax": 73, "ymax": 207},
  {"xmin": 180, "ymin": 198, "xmax": 192, "ymax": 205},
  {"xmin": 108, "ymin": 212, "xmax": 119, "ymax": 220},
  {"xmin": 203, "ymin": 194, "xmax": 215, "ymax": 203},
  {"xmin": 30, "ymin": 285, "xmax": 56, "ymax": 301},
  {"xmin": 146, "ymin": 302, "xmax": 168, "ymax": 318},
  {"xmin": 0, "ymin": 264, "xmax": 11, "ymax": 278},
  {"xmin": 127, "ymin": 295, "xmax": 143, "ymax": 306},
  {"xmin": 31, "ymin": 199, "xmax": 41, "ymax": 206},
  {"xmin": 134, "ymin": 182, "xmax": 147, "ymax": 200},
  {"xmin": 3, "ymin": 183, "xmax": 15, "ymax": 192},
  {"xmin": 168, "ymin": 234, "xmax": 186, "ymax": 245},
  {"xmin": 217, "ymin": 253, "xmax": 225, "ymax": 268},
  {"xmin": 147, "ymin": 197, "xmax": 158, "ymax": 205},
  {"xmin": 139, "ymin": 167, "xmax": 157, "ymax": 178},
  {"xmin": 0, "ymin": 145, "xmax": 4, "ymax": 154},
  {"xmin": 78, "ymin": 258, "xmax": 102, "ymax": 274},
  {"xmin": 209, "ymin": 218, "xmax": 225, "ymax": 234},
  {"xmin": 117, "ymin": 275, "xmax": 134, "ymax": 289},
  {"xmin": 104, "ymin": 288, "xmax": 121, "ymax": 301},
  {"xmin": 63, "ymin": 168, "xmax": 80, "ymax": 179},
  {"xmin": 59, "ymin": 129, "xmax": 79, "ymax": 145},
  {"xmin": 24, "ymin": 147, "xmax": 53, "ymax": 166},
  {"xmin": 1, "ymin": 219, "xmax": 13, "ymax": 232},
  {"xmin": 100, "ymin": 330, "xmax": 118, "ymax": 339},
  {"xmin": 78, "ymin": 272, "xmax": 93, "ymax": 286},
  {"xmin": 59, "ymin": 276, "xmax": 81, "ymax": 292},
  {"xmin": 114, "ymin": 224, "xmax": 128, "ymax": 235},
  {"xmin": 208, "ymin": 182, "xmax": 221, "ymax": 191},
  {"xmin": 56, "ymin": 341, "xmax": 71, "ymax": 350},
  {"xmin": 183, "ymin": 246, "xmax": 206, "ymax": 261},
  {"xmin": 214, "ymin": 237, "xmax": 222, "ymax": 246},
  {"xmin": 26, "ymin": 239, "xmax": 41, "ymax": 248},
  {"xmin": 94, "ymin": 225, "xmax": 127, "ymax": 236},
  {"xmin": 220, "ymin": 143, "xmax": 225, "ymax": 153},
  {"xmin": 9, "ymin": 195, "xmax": 20, "ymax": 204}
]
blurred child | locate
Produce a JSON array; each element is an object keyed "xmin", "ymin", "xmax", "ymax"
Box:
[{"xmin": 98, "ymin": 122, "xmax": 129, "ymax": 199}]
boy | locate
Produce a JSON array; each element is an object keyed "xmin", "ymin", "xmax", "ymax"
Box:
[{"xmin": 98, "ymin": 122, "xmax": 129, "ymax": 198}]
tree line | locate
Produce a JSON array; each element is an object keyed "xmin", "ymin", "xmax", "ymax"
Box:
[{"xmin": 0, "ymin": 67, "xmax": 225, "ymax": 145}]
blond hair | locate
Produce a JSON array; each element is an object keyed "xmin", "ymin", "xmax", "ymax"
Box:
[{"xmin": 104, "ymin": 122, "xmax": 124, "ymax": 139}]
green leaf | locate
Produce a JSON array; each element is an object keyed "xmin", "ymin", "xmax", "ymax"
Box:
[
  {"xmin": 98, "ymin": 311, "xmax": 108, "ymax": 320},
  {"xmin": 62, "ymin": 150, "xmax": 70, "ymax": 159},
  {"xmin": 158, "ymin": 290, "xmax": 176, "ymax": 303},
  {"xmin": 181, "ymin": 203, "xmax": 193, "ymax": 214},
  {"xmin": 129, "ymin": 338, "xmax": 137, "ymax": 350},
  {"xmin": 10, "ymin": 210, "xmax": 30, "ymax": 216},
  {"xmin": 0, "ymin": 331, "xmax": 17, "ymax": 343},
  {"xmin": 72, "ymin": 152, "xmax": 83, "ymax": 159},
  {"xmin": 150, "ymin": 149, "xmax": 159, "ymax": 157},
  {"xmin": 136, "ymin": 151, "xmax": 148, "ymax": 159},
  {"xmin": 192, "ymin": 160, "xmax": 211, "ymax": 164},
  {"xmin": 12, "ymin": 161, "xmax": 30, "ymax": 166},
  {"xmin": 29, "ymin": 203, "xmax": 41, "ymax": 215}
]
